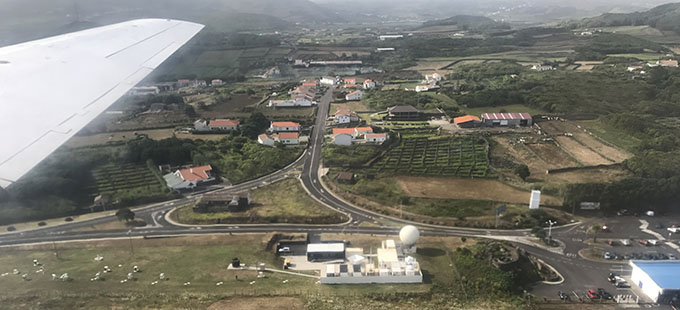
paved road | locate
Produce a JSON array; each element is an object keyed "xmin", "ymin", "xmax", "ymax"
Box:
[{"xmin": 1, "ymin": 86, "xmax": 664, "ymax": 305}]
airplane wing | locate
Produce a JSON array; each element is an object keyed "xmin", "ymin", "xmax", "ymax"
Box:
[{"xmin": 0, "ymin": 19, "xmax": 204, "ymax": 188}]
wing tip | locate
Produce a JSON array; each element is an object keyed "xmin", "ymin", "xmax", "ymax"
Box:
[{"xmin": 128, "ymin": 18, "xmax": 205, "ymax": 30}]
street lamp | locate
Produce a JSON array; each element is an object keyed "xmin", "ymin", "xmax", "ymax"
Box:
[{"xmin": 546, "ymin": 220, "xmax": 557, "ymax": 240}]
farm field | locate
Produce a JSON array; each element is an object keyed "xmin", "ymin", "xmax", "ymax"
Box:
[
  {"xmin": 88, "ymin": 163, "xmax": 169, "ymax": 202},
  {"xmin": 396, "ymin": 176, "xmax": 563, "ymax": 206},
  {"xmin": 540, "ymin": 121, "xmax": 632, "ymax": 162},
  {"xmin": 554, "ymin": 137, "xmax": 612, "ymax": 166},
  {"xmin": 574, "ymin": 119, "xmax": 641, "ymax": 152},
  {"xmin": 605, "ymin": 53, "xmax": 666, "ymax": 61},
  {"xmin": 67, "ymin": 129, "xmax": 234, "ymax": 148},
  {"xmin": 491, "ymin": 135, "xmax": 629, "ymax": 184},
  {"xmin": 370, "ymin": 136, "xmax": 488, "ymax": 177},
  {"xmin": 574, "ymin": 61, "xmax": 603, "ymax": 71},
  {"xmin": 330, "ymin": 101, "xmax": 371, "ymax": 114},
  {"xmin": 525, "ymin": 143, "xmax": 579, "ymax": 169},
  {"xmin": 198, "ymin": 93, "xmax": 262, "ymax": 118},
  {"xmin": 171, "ymin": 178, "xmax": 347, "ymax": 225}
]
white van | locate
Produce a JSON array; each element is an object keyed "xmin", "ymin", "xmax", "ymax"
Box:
[{"xmin": 620, "ymin": 239, "xmax": 631, "ymax": 246}]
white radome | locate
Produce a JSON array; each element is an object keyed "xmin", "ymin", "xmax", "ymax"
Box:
[{"xmin": 399, "ymin": 225, "xmax": 420, "ymax": 246}]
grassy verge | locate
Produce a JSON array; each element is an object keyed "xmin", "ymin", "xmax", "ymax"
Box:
[
  {"xmin": 574, "ymin": 119, "xmax": 641, "ymax": 152},
  {"xmin": 171, "ymin": 178, "xmax": 347, "ymax": 225}
]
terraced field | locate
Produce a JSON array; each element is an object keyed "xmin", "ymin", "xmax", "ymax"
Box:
[
  {"xmin": 89, "ymin": 163, "xmax": 168, "ymax": 201},
  {"xmin": 370, "ymin": 136, "xmax": 488, "ymax": 177}
]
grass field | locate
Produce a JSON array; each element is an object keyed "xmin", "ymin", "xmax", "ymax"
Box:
[
  {"xmin": 171, "ymin": 178, "xmax": 347, "ymax": 225},
  {"xmin": 574, "ymin": 119, "xmax": 642, "ymax": 152},
  {"xmin": 370, "ymin": 136, "xmax": 488, "ymax": 177},
  {"xmin": 606, "ymin": 53, "xmax": 666, "ymax": 61},
  {"xmin": 0, "ymin": 234, "xmax": 479, "ymax": 309},
  {"xmin": 88, "ymin": 163, "xmax": 169, "ymax": 203}
]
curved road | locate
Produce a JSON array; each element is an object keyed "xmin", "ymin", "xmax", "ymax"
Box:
[{"xmin": 0, "ymin": 86, "xmax": 625, "ymax": 301}]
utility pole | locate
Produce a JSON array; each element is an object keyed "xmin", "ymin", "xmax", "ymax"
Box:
[
  {"xmin": 546, "ymin": 220, "xmax": 557, "ymax": 240},
  {"xmin": 127, "ymin": 229, "xmax": 134, "ymax": 258}
]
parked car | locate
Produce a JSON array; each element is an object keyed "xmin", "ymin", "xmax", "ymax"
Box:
[
  {"xmin": 608, "ymin": 273, "xmax": 617, "ymax": 283},
  {"xmin": 639, "ymin": 240, "xmax": 649, "ymax": 246},
  {"xmin": 621, "ymin": 239, "xmax": 631, "ymax": 246},
  {"xmin": 558, "ymin": 291, "xmax": 570, "ymax": 301},
  {"xmin": 604, "ymin": 252, "xmax": 613, "ymax": 260},
  {"xmin": 598, "ymin": 288, "xmax": 613, "ymax": 300},
  {"xmin": 607, "ymin": 240, "xmax": 618, "ymax": 246},
  {"xmin": 616, "ymin": 281, "xmax": 631, "ymax": 288},
  {"xmin": 278, "ymin": 247, "xmax": 291, "ymax": 254},
  {"xmin": 649, "ymin": 240, "xmax": 659, "ymax": 246},
  {"xmin": 587, "ymin": 289, "xmax": 599, "ymax": 299},
  {"xmin": 669, "ymin": 253, "xmax": 677, "ymax": 260}
]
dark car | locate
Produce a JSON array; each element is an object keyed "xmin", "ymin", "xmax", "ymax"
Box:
[
  {"xmin": 598, "ymin": 288, "xmax": 613, "ymax": 300},
  {"xmin": 558, "ymin": 291, "xmax": 570, "ymax": 301},
  {"xmin": 608, "ymin": 272, "xmax": 617, "ymax": 283}
]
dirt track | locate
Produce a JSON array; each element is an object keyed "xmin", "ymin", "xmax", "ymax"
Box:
[{"xmin": 208, "ymin": 297, "xmax": 304, "ymax": 310}]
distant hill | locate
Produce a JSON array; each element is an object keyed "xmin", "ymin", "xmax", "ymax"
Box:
[
  {"xmin": 577, "ymin": 2, "xmax": 680, "ymax": 33},
  {"xmin": 0, "ymin": 0, "xmax": 332, "ymax": 46},
  {"xmin": 420, "ymin": 15, "xmax": 507, "ymax": 31}
]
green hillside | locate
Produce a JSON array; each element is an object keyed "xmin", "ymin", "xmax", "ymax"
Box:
[{"xmin": 577, "ymin": 2, "xmax": 680, "ymax": 33}]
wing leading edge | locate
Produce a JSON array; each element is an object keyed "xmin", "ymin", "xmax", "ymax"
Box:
[{"xmin": 0, "ymin": 19, "xmax": 204, "ymax": 188}]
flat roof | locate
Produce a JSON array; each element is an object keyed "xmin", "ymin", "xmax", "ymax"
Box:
[
  {"xmin": 631, "ymin": 261, "xmax": 680, "ymax": 289},
  {"xmin": 307, "ymin": 243, "xmax": 345, "ymax": 253},
  {"xmin": 377, "ymin": 247, "xmax": 399, "ymax": 263},
  {"xmin": 481, "ymin": 113, "xmax": 532, "ymax": 120}
]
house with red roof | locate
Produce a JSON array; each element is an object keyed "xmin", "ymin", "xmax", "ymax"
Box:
[
  {"xmin": 363, "ymin": 79, "xmax": 376, "ymax": 89},
  {"xmin": 270, "ymin": 121, "xmax": 301, "ymax": 132},
  {"xmin": 163, "ymin": 165, "xmax": 216, "ymax": 191},
  {"xmin": 345, "ymin": 90, "xmax": 363, "ymax": 101},
  {"xmin": 258, "ymin": 134, "xmax": 275, "ymax": 146},
  {"xmin": 277, "ymin": 132, "xmax": 300, "ymax": 145},
  {"xmin": 453, "ymin": 115, "xmax": 481, "ymax": 128},
  {"xmin": 334, "ymin": 109, "xmax": 359, "ymax": 125},
  {"xmin": 353, "ymin": 127, "xmax": 373, "ymax": 137},
  {"xmin": 209, "ymin": 119, "xmax": 239, "ymax": 131}
]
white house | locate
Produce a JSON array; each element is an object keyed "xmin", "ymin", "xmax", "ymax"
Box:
[
  {"xmin": 345, "ymin": 90, "xmax": 363, "ymax": 101},
  {"xmin": 415, "ymin": 85, "xmax": 431, "ymax": 93},
  {"xmin": 194, "ymin": 119, "xmax": 209, "ymax": 131},
  {"xmin": 353, "ymin": 127, "xmax": 373, "ymax": 137},
  {"xmin": 531, "ymin": 65, "xmax": 555, "ymax": 71},
  {"xmin": 334, "ymin": 109, "xmax": 359, "ymax": 125},
  {"xmin": 268, "ymin": 97, "xmax": 313, "ymax": 107},
  {"xmin": 211, "ymin": 79, "xmax": 224, "ymax": 86},
  {"xmin": 363, "ymin": 79, "xmax": 376, "ymax": 89},
  {"xmin": 277, "ymin": 132, "xmax": 299, "ymax": 145},
  {"xmin": 208, "ymin": 119, "xmax": 239, "ymax": 131},
  {"xmin": 424, "ymin": 73, "xmax": 442, "ymax": 83},
  {"xmin": 163, "ymin": 165, "xmax": 215, "ymax": 191},
  {"xmin": 365, "ymin": 133, "xmax": 387, "ymax": 144},
  {"xmin": 379, "ymin": 35, "xmax": 404, "ymax": 40},
  {"xmin": 657, "ymin": 60, "xmax": 679, "ymax": 67},
  {"xmin": 320, "ymin": 76, "xmax": 337, "ymax": 86},
  {"xmin": 333, "ymin": 133, "xmax": 353, "ymax": 146},
  {"xmin": 128, "ymin": 86, "xmax": 160, "ymax": 96},
  {"xmin": 258, "ymin": 134, "xmax": 276, "ymax": 146},
  {"xmin": 270, "ymin": 121, "xmax": 301, "ymax": 132}
]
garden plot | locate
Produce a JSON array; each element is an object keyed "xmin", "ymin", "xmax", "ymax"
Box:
[
  {"xmin": 370, "ymin": 136, "xmax": 488, "ymax": 177},
  {"xmin": 88, "ymin": 163, "xmax": 168, "ymax": 201}
]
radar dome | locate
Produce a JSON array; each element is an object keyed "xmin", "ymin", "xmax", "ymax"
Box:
[{"xmin": 399, "ymin": 225, "xmax": 420, "ymax": 246}]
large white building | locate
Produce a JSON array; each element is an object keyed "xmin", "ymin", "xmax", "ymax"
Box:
[
  {"xmin": 630, "ymin": 261, "xmax": 680, "ymax": 303},
  {"xmin": 345, "ymin": 90, "xmax": 363, "ymax": 101},
  {"xmin": 320, "ymin": 226, "xmax": 423, "ymax": 284}
]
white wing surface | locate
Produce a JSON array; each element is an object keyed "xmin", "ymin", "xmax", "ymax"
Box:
[{"xmin": 0, "ymin": 19, "xmax": 204, "ymax": 188}]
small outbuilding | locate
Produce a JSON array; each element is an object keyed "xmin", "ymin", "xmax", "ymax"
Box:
[{"xmin": 307, "ymin": 243, "xmax": 346, "ymax": 262}]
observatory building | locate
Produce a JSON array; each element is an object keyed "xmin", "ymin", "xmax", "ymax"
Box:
[{"xmin": 319, "ymin": 225, "xmax": 423, "ymax": 284}]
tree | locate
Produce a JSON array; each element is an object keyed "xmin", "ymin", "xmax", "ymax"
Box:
[
  {"xmin": 514, "ymin": 164, "xmax": 530, "ymax": 180},
  {"xmin": 116, "ymin": 208, "xmax": 135, "ymax": 222}
]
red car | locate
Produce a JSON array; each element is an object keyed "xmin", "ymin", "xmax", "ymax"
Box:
[
  {"xmin": 639, "ymin": 239, "xmax": 649, "ymax": 246},
  {"xmin": 587, "ymin": 289, "xmax": 599, "ymax": 299}
]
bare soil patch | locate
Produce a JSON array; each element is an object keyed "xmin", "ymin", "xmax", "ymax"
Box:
[
  {"xmin": 554, "ymin": 136, "xmax": 612, "ymax": 166},
  {"xmin": 208, "ymin": 297, "xmax": 304, "ymax": 310},
  {"xmin": 199, "ymin": 94, "xmax": 261, "ymax": 118},
  {"xmin": 396, "ymin": 176, "xmax": 562, "ymax": 206},
  {"xmin": 541, "ymin": 121, "xmax": 631, "ymax": 162},
  {"xmin": 525, "ymin": 143, "xmax": 579, "ymax": 169}
]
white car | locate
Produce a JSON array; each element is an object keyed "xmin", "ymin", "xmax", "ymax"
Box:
[{"xmin": 278, "ymin": 247, "xmax": 291, "ymax": 254}]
